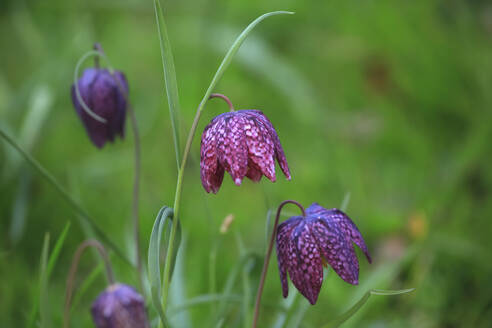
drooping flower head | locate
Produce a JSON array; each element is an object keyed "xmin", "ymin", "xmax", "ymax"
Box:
[
  {"xmin": 71, "ymin": 65, "xmax": 128, "ymax": 148},
  {"xmin": 200, "ymin": 102, "xmax": 290, "ymax": 193},
  {"xmin": 91, "ymin": 283, "xmax": 149, "ymax": 328},
  {"xmin": 276, "ymin": 203, "xmax": 371, "ymax": 305}
]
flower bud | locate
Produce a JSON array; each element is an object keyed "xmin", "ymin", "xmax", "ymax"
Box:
[
  {"xmin": 71, "ymin": 68, "xmax": 128, "ymax": 148},
  {"xmin": 91, "ymin": 283, "xmax": 149, "ymax": 328}
]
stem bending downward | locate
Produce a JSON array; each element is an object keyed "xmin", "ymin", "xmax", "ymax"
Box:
[
  {"xmin": 252, "ymin": 200, "xmax": 306, "ymax": 328},
  {"xmin": 63, "ymin": 240, "xmax": 115, "ymax": 328}
]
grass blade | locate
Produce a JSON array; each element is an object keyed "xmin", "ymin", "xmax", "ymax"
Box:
[
  {"xmin": 198, "ymin": 11, "xmax": 294, "ymax": 115},
  {"xmin": 39, "ymin": 233, "xmax": 50, "ymax": 328},
  {"xmin": 0, "ymin": 126, "xmax": 131, "ymax": 265},
  {"xmin": 153, "ymin": 0, "xmax": 181, "ymax": 168},
  {"xmin": 148, "ymin": 206, "xmax": 183, "ymax": 328},
  {"xmin": 322, "ymin": 288, "xmax": 415, "ymax": 328}
]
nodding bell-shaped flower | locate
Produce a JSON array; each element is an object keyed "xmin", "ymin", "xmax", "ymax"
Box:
[
  {"xmin": 91, "ymin": 283, "xmax": 149, "ymax": 328},
  {"xmin": 276, "ymin": 203, "xmax": 371, "ymax": 305},
  {"xmin": 200, "ymin": 97, "xmax": 291, "ymax": 193},
  {"xmin": 71, "ymin": 67, "xmax": 128, "ymax": 148}
]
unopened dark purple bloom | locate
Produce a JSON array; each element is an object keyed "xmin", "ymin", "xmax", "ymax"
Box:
[
  {"xmin": 200, "ymin": 109, "xmax": 290, "ymax": 193},
  {"xmin": 71, "ymin": 68, "xmax": 128, "ymax": 148},
  {"xmin": 91, "ymin": 283, "xmax": 149, "ymax": 328},
  {"xmin": 276, "ymin": 203, "xmax": 371, "ymax": 305}
]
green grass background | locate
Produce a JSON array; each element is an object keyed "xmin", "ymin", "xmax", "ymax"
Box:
[{"xmin": 1, "ymin": 0, "xmax": 492, "ymax": 327}]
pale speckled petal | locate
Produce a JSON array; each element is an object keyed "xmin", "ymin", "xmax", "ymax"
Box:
[
  {"xmin": 200, "ymin": 121, "xmax": 224, "ymax": 193},
  {"xmin": 215, "ymin": 114, "xmax": 249, "ymax": 185},
  {"xmin": 276, "ymin": 216, "xmax": 302, "ymax": 298},
  {"xmin": 199, "ymin": 108, "xmax": 291, "ymax": 193},
  {"xmin": 286, "ymin": 220, "xmax": 324, "ymax": 305},
  {"xmin": 248, "ymin": 110, "xmax": 291, "ymax": 180},
  {"xmin": 242, "ymin": 112, "xmax": 276, "ymax": 181}
]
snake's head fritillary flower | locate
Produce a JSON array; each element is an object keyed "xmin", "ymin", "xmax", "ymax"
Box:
[
  {"xmin": 276, "ymin": 203, "xmax": 371, "ymax": 305},
  {"xmin": 91, "ymin": 283, "xmax": 149, "ymax": 328},
  {"xmin": 200, "ymin": 109, "xmax": 291, "ymax": 193},
  {"xmin": 71, "ymin": 67, "xmax": 128, "ymax": 148}
]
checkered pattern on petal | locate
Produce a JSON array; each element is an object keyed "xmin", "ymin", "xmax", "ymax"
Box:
[
  {"xmin": 199, "ymin": 108, "xmax": 291, "ymax": 193},
  {"xmin": 276, "ymin": 216, "xmax": 302, "ymax": 298},
  {"xmin": 307, "ymin": 204, "xmax": 372, "ymax": 263}
]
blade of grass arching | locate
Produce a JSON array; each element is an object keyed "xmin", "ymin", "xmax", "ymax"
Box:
[
  {"xmin": 321, "ymin": 289, "xmax": 415, "ymax": 328},
  {"xmin": 39, "ymin": 233, "xmax": 50, "ymax": 328},
  {"xmin": 47, "ymin": 222, "xmax": 71, "ymax": 277},
  {"xmin": 148, "ymin": 206, "xmax": 177, "ymax": 328},
  {"xmin": 153, "ymin": 0, "xmax": 181, "ymax": 168},
  {"xmin": 198, "ymin": 11, "xmax": 294, "ymax": 115},
  {"xmin": 0, "ymin": 127, "xmax": 131, "ymax": 265}
]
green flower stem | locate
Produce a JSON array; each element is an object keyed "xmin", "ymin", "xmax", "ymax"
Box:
[
  {"xmin": 0, "ymin": 127, "xmax": 131, "ymax": 265},
  {"xmin": 252, "ymin": 200, "xmax": 305, "ymax": 328},
  {"xmin": 159, "ymin": 10, "xmax": 294, "ymax": 314},
  {"xmin": 128, "ymin": 105, "xmax": 144, "ymax": 293}
]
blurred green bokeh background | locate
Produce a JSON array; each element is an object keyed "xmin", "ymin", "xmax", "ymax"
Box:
[{"xmin": 1, "ymin": 0, "xmax": 492, "ymax": 327}]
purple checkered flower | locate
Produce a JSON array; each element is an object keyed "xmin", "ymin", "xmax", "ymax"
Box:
[
  {"xmin": 200, "ymin": 109, "xmax": 291, "ymax": 193},
  {"xmin": 276, "ymin": 203, "xmax": 371, "ymax": 305},
  {"xmin": 71, "ymin": 67, "xmax": 128, "ymax": 148},
  {"xmin": 91, "ymin": 283, "xmax": 149, "ymax": 328}
]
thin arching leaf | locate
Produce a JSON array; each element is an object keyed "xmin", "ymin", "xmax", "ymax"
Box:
[
  {"xmin": 322, "ymin": 288, "xmax": 415, "ymax": 328},
  {"xmin": 148, "ymin": 206, "xmax": 182, "ymax": 328},
  {"xmin": 154, "ymin": 0, "xmax": 182, "ymax": 168},
  {"xmin": 198, "ymin": 11, "xmax": 294, "ymax": 115}
]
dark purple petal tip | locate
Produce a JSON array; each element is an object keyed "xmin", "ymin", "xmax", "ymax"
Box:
[
  {"xmin": 71, "ymin": 68, "xmax": 128, "ymax": 148},
  {"xmin": 275, "ymin": 202, "xmax": 371, "ymax": 305},
  {"xmin": 91, "ymin": 283, "xmax": 149, "ymax": 328}
]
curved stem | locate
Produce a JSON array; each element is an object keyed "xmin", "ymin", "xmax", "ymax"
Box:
[
  {"xmin": 209, "ymin": 93, "xmax": 235, "ymax": 112},
  {"xmin": 252, "ymin": 200, "xmax": 305, "ymax": 328},
  {"xmin": 0, "ymin": 127, "xmax": 131, "ymax": 265},
  {"xmin": 91, "ymin": 45, "xmax": 144, "ymax": 292},
  {"xmin": 128, "ymin": 105, "xmax": 144, "ymax": 293},
  {"xmin": 63, "ymin": 240, "xmax": 115, "ymax": 328}
]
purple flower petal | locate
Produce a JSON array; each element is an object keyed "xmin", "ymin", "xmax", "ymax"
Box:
[
  {"xmin": 243, "ymin": 113, "xmax": 276, "ymax": 181},
  {"xmin": 276, "ymin": 216, "xmax": 302, "ymax": 298},
  {"xmin": 286, "ymin": 220, "xmax": 323, "ymax": 305},
  {"xmin": 310, "ymin": 217, "xmax": 359, "ymax": 285},
  {"xmin": 199, "ymin": 107, "xmax": 291, "ymax": 193},
  {"xmin": 248, "ymin": 110, "xmax": 291, "ymax": 180},
  {"xmin": 215, "ymin": 114, "xmax": 249, "ymax": 185},
  {"xmin": 71, "ymin": 68, "xmax": 128, "ymax": 148}
]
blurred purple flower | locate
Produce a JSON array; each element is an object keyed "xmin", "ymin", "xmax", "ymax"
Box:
[
  {"xmin": 91, "ymin": 283, "xmax": 149, "ymax": 328},
  {"xmin": 276, "ymin": 203, "xmax": 371, "ymax": 305},
  {"xmin": 71, "ymin": 68, "xmax": 128, "ymax": 148},
  {"xmin": 200, "ymin": 109, "xmax": 290, "ymax": 193}
]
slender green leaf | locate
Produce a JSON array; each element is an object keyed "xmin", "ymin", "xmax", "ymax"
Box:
[
  {"xmin": 198, "ymin": 11, "xmax": 294, "ymax": 116},
  {"xmin": 322, "ymin": 288, "xmax": 415, "ymax": 328},
  {"xmin": 39, "ymin": 233, "xmax": 50, "ymax": 328},
  {"xmin": 0, "ymin": 127, "xmax": 131, "ymax": 265},
  {"xmin": 71, "ymin": 263, "xmax": 103, "ymax": 314},
  {"xmin": 28, "ymin": 223, "xmax": 70, "ymax": 327},
  {"xmin": 153, "ymin": 0, "xmax": 181, "ymax": 168},
  {"xmin": 148, "ymin": 206, "xmax": 183, "ymax": 328},
  {"xmin": 47, "ymin": 222, "xmax": 71, "ymax": 278}
]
